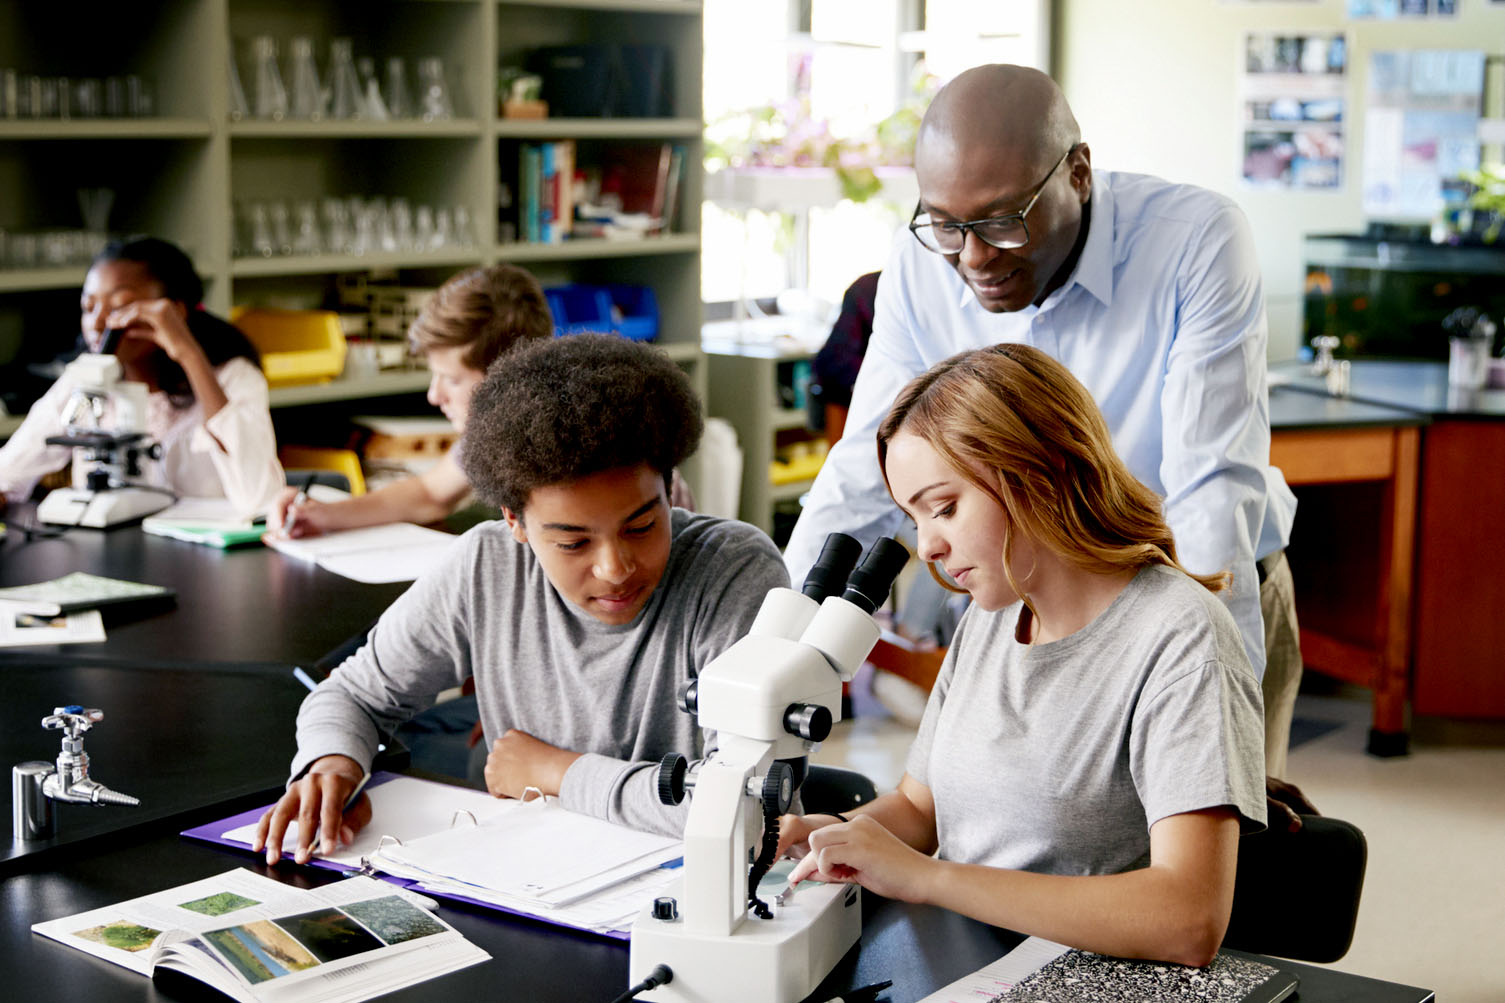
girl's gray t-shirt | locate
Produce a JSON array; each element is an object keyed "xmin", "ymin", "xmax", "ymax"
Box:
[{"xmin": 907, "ymin": 563, "xmax": 1266, "ymax": 876}]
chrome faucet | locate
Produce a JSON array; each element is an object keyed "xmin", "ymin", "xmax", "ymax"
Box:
[{"xmin": 13, "ymin": 705, "xmax": 140, "ymax": 841}]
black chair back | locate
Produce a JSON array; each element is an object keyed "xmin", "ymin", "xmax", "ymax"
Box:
[{"xmin": 1223, "ymin": 814, "xmax": 1367, "ymax": 963}]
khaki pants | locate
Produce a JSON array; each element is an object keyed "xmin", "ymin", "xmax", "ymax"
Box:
[{"xmin": 1260, "ymin": 552, "xmax": 1302, "ymax": 779}]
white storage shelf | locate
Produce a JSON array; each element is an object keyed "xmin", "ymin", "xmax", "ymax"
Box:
[
  {"xmin": 704, "ymin": 343, "xmax": 819, "ymax": 536},
  {"xmin": 0, "ymin": 0, "xmax": 706, "ymax": 459}
]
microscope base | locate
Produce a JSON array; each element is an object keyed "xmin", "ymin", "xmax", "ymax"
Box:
[
  {"xmin": 37, "ymin": 488, "xmax": 172, "ymax": 528},
  {"xmin": 628, "ymin": 880, "xmax": 861, "ymax": 1003}
]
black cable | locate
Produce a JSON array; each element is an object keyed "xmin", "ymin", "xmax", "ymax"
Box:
[
  {"xmin": 608, "ymin": 964, "xmax": 673, "ymax": 1003},
  {"xmin": 746, "ymin": 808, "xmax": 781, "ymax": 920}
]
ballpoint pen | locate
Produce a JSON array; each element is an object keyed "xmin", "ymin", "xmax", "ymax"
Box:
[
  {"xmin": 817, "ymin": 979, "xmax": 893, "ymax": 1003},
  {"xmin": 281, "ymin": 472, "xmax": 313, "ymax": 535}
]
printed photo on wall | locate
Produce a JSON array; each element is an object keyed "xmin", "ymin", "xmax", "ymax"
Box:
[
  {"xmin": 1347, "ymin": 0, "xmax": 1457, "ymax": 16},
  {"xmin": 1240, "ymin": 32, "xmax": 1346, "ymax": 190}
]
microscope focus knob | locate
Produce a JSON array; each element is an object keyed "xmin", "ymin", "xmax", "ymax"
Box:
[
  {"xmin": 679, "ymin": 679, "xmax": 699, "ymax": 715},
  {"xmin": 657, "ymin": 753, "xmax": 689, "ymax": 806},
  {"xmin": 763, "ymin": 761, "xmax": 794, "ymax": 816},
  {"xmin": 782, "ymin": 703, "xmax": 832, "ymax": 743}
]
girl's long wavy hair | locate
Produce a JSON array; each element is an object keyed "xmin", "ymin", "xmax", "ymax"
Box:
[{"xmin": 876, "ymin": 343, "xmax": 1228, "ymax": 616}]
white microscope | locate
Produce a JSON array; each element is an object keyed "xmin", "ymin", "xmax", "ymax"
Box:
[
  {"xmin": 34, "ymin": 351, "xmax": 171, "ymax": 528},
  {"xmin": 629, "ymin": 533, "xmax": 909, "ymax": 1003}
]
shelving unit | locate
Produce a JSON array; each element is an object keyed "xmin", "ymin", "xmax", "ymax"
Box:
[
  {"xmin": 703, "ymin": 338, "xmax": 821, "ymax": 537},
  {"xmin": 0, "ymin": 0, "xmax": 706, "ymax": 487}
]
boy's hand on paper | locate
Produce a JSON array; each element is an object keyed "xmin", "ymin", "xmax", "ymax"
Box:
[
  {"xmin": 251, "ymin": 754, "xmax": 369, "ymax": 865},
  {"xmin": 484, "ymin": 729, "xmax": 582, "ymax": 800},
  {"xmin": 786, "ymin": 814, "xmax": 933, "ymax": 903}
]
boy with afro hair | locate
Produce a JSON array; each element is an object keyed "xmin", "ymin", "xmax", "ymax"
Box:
[{"xmin": 256, "ymin": 335, "xmax": 786, "ymax": 857}]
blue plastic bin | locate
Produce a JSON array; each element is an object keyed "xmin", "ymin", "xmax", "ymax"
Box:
[{"xmin": 544, "ymin": 283, "xmax": 659, "ymax": 342}]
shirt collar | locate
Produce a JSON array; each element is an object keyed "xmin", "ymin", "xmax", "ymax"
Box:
[
  {"xmin": 1068, "ymin": 171, "xmax": 1114, "ymax": 309},
  {"xmin": 952, "ymin": 169, "xmax": 1115, "ymax": 314}
]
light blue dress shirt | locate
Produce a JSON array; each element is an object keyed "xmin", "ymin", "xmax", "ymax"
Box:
[{"xmin": 785, "ymin": 170, "xmax": 1297, "ymax": 679}]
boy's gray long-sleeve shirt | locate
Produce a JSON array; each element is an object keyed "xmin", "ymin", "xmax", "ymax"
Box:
[{"xmin": 291, "ymin": 508, "xmax": 789, "ymax": 835}]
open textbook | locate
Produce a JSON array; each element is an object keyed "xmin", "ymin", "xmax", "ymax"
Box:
[
  {"xmin": 32, "ymin": 868, "xmax": 488, "ymax": 1003},
  {"xmin": 263, "ymin": 523, "xmax": 458, "ymax": 584},
  {"xmin": 193, "ymin": 774, "xmax": 684, "ymax": 939}
]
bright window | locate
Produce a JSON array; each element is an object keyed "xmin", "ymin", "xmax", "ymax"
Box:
[{"xmin": 701, "ymin": 0, "xmax": 1050, "ymax": 313}]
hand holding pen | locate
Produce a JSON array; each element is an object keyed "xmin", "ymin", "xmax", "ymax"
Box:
[
  {"xmin": 268, "ymin": 474, "xmax": 319, "ymax": 539},
  {"xmin": 283, "ymin": 473, "xmax": 313, "ymax": 533}
]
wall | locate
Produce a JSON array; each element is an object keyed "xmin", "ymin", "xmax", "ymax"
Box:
[{"xmin": 1053, "ymin": 0, "xmax": 1505, "ymax": 361}]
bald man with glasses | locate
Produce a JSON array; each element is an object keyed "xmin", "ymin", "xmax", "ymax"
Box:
[{"xmin": 787, "ymin": 64, "xmax": 1310, "ymax": 809}]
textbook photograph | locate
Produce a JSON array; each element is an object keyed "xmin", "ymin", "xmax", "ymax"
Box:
[{"xmin": 31, "ymin": 868, "xmax": 488, "ymax": 1003}]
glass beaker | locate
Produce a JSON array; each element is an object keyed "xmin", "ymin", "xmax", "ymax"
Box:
[
  {"xmin": 385, "ymin": 57, "xmax": 411, "ymax": 119},
  {"xmin": 416, "ymin": 57, "xmax": 453, "ymax": 121}
]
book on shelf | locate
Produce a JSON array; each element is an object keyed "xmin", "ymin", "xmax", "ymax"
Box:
[
  {"xmin": 263, "ymin": 522, "xmax": 457, "ymax": 584},
  {"xmin": 189, "ymin": 773, "xmax": 684, "ymax": 940},
  {"xmin": 0, "ymin": 571, "xmax": 175, "ymax": 616},
  {"xmin": 32, "ymin": 867, "xmax": 488, "ymax": 1003},
  {"xmin": 518, "ymin": 140, "xmax": 577, "ymax": 245}
]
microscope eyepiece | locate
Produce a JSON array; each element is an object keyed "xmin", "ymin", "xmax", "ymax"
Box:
[
  {"xmin": 801, "ymin": 533, "xmax": 863, "ymax": 602},
  {"xmin": 840, "ymin": 538, "xmax": 910, "ymax": 614}
]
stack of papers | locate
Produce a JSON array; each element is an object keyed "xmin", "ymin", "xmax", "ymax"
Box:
[
  {"xmin": 213, "ymin": 776, "xmax": 681, "ymax": 937},
  {"xmin": 264, "ymin": 523, "xmax": 458, "ymax": 584}
]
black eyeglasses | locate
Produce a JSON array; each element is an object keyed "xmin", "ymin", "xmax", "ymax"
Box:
[{"xmin": 909, "ymin": 144, "xmax": 1078, "ymax": 255}]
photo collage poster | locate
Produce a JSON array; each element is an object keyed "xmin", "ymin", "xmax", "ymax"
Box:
[
  {"xmin": 1361, "ymin": 50, "xmax": 1485, "ymax": 220},
  {"xmin": 1347, "ymin": 0, "xmax": 1457, "ymax": 17},
  {"xmin": 1241, "ymin": 32, "xmax": 1347, "ymax": 190}
]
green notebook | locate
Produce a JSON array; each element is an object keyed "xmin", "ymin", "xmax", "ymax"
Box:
[{"xmin": 141, "ymin": 521, "xmax": 267, "ymax": 549}]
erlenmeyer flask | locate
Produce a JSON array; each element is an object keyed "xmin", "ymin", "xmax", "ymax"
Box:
[
  {"xmin": 416, "ymin": 57, "xmax": 453, "ymax": 121},
  {"xmin": 228, "ymin": 46, "xmax": 250, "ymax": 121},
  {"xmin": 385, "ymin": 57, "xmax": 411, "ymax": 119},
  {"xmin": 288, "ymin": 37, "xmax": 324, "ymax": 121},
  {"xmin": 328, "ymin": 38, "xmax": 366, "ymax": 120},
  {"xmin": 251, "ymin": 36, "xmax": 287, "ymax": 120},
  {"xmin": 358, "ymin": 57, "xmax": 389, "ymax": 120}
]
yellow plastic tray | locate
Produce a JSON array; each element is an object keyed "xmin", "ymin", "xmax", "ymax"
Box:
[
  {"xmin": 231, "ymin": 307, "xmax": 348, "ymax": 387},
  {"xmin": 278, "ymin": 446, "xmax": 367, "ymax": 496}
]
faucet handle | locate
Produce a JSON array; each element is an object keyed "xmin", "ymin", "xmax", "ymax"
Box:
[{"xmin": 42, "ymin": 706, "xmax": 104, "ymax": 739}]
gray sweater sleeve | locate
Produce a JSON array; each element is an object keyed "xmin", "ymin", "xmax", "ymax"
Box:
[{"xmin": 289, "ymin": 533, "xmax": 480, "ymax": 783}]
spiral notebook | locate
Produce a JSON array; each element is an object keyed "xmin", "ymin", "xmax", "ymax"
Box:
[
  {"xmin": 184, "ymin": 773, "xmax": 682, "ymax": 940},
  {"xmin": 921, "ymin": 936, "xmax": 1298, "ymax": 1003}
]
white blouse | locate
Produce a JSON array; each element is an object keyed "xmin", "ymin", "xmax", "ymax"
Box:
[{"xmin": 0, "ymin": 356, "xmax": 284, "ymax": 518}]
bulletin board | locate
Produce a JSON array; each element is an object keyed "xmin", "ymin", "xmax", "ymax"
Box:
[
  {"xmin": 1361, "ymin": 49, "xmax": 1486, "ymax": 220},
  {"xmin": 1241, "ymin": 31, "xmax": 1348, "ymax": 190}
]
